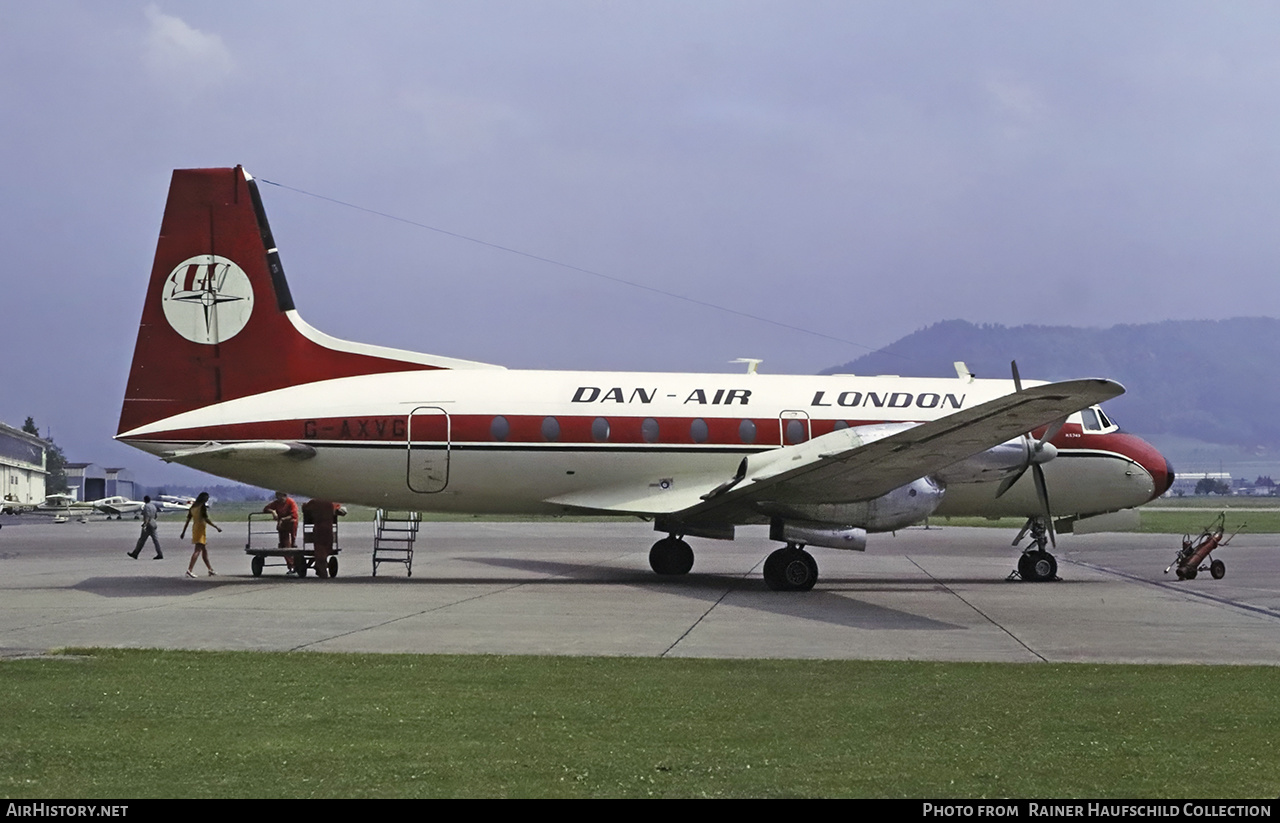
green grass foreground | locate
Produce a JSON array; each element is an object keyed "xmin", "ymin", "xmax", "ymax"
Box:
[{"xmin": 3, "ymin": 650, "xmax": 1278, "ymax": 798}]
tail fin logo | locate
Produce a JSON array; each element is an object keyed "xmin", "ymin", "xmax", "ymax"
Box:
[{"xmin": 160, "ymin": 255, "xmax": 255, "ymax": 345}]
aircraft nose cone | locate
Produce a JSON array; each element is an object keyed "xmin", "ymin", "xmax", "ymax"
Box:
[{"xmin": 1112, "ymin": 432, "xmax": 1174, "ymax": 501}]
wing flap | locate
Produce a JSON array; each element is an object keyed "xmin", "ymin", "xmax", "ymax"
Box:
[{"xmin": 544, "ymin": 481, "xmax": 721, "ymax": 515}]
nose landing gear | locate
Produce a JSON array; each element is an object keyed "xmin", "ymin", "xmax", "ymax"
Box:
[{"xmin": 1011, "ymin": 516, "xmax": 1059, "ymax": 582}]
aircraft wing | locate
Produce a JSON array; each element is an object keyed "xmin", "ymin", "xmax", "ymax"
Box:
[{"xmin": 549, "ymin": 379, "xmax": 1123, "ymax": 523}]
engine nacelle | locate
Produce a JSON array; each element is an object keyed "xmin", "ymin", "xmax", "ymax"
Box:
[
  {"xmin": 770, "ymin": 519, "xmax": 867, "ymax": 551},
  {"xmin": 934, "ymin": 437, "xmax": 1056, "ymax": 486},
  {"xmin": 761, "ymin": 476, "xmax": 945, "ymax": 533}
]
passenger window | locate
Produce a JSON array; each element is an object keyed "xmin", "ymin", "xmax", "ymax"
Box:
[
  {"xmin": 739, "ymin": 419, "xmax": 757, "ymax": 444},
  {"xmin": 641, "ymin": 418, "xmax": 660, "ymax": 443},
  {"xmin": 490, "ymin": 416, "xmax": 509, "ymax": 442},
  {"xmin": 690, "ymin": 419, "xmax": 709, "ymax": 443},
  {"xmin": 833, "ymin": 421, "xmax": 850, "ymax": 431},
  {"xmin": 591, "ymin": 417, "xmax": 610, "ymax": 443},
  {"xmin": 541, "ymin": 417, "xmax": 560, "ymax": 442},
  {"xmin": 785, "ymin": 419, "xmax": 807, "ymax": 444}
]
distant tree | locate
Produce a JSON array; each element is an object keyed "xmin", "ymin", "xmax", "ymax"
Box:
[
  {"xmin": 1255, "ymin": 476, "xmax": 1276, "ymax": 488},
  {"xmin": 1194, "ymin": 478, "xmax": 1231, "ymax": 496},
  {"xmin": 22, "ymin": 417, "xmax": 68, "ymax": 493}
]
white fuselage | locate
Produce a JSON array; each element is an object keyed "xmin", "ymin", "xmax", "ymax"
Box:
[{"xmin": 120, "ymin": 368, "xmax": 1161, "ymax": 521}]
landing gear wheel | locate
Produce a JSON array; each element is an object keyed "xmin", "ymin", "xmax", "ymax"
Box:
[
  {"xmin": 1019, "ymin": 550, "xmax": 1057, "ymax": 582},
  {"xmin": 251, "ymin": 555, "xmax": 264, "ymax": 577},
  {"xmin": 328, "ymin": 556, "xmax": 339, "ymax": 578},
  {"xmin": 294, "ymin": 553, "xmax": 307, "ymax": 578},
  {"xmin": 763, "ymin": 546, "xmax": 818, "ymax": 592},
  {"xmin": 649, "ymin": 537, "xmax": 694, "ymax": 576},
  {"xmin": 1210, "ymin": 559, "xmax": 1225, "ymax": 579}
]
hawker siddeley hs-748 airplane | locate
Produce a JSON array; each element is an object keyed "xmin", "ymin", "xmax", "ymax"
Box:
[{"xmin": 116, "ymin": 167, "xmax": 1173, "ymax": 590}]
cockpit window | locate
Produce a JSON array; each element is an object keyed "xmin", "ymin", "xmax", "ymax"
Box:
[{"xmin": 1078, "ymin": 406, "xmax": 1116, "ymax": 433}]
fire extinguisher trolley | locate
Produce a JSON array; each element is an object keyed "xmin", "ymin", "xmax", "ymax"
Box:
[{"xmin": 1165, "ymin": 512, "xmax": 1242, "ymax": 581}]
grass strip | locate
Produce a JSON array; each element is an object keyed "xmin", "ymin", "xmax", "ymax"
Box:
[{"xmin": 2, "ymin": 650, "xmax": 1278, "ymax": 798}]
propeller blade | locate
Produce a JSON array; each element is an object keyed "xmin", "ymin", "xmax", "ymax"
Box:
[
  {"xmin": 1038, "ymin": 417, "xmax": 1067, "ymax": 448},
  {"xmin": 1011, "ymin": 360, "xmax": 1023, "ymax": 392},
  {"xmin": 995, "ymin": 464, "xmax": 1027, "ymax": 499}
]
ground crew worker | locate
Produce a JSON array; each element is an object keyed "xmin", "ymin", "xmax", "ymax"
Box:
[
  {"xmin": 302, "ymin": 499, "xmax": 346, "ymax": 579},
  {"xmin": 264, "ymin": 491, "xmax": 300, "ymax": 573},
  {"xmin": 128, "ymin": 495, "xmax": 163, "ymax": 560}
]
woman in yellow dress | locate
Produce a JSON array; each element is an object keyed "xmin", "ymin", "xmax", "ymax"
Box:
[{"xmin": 180, "ymin": 492, "xmax": 222, "ymax": 577}]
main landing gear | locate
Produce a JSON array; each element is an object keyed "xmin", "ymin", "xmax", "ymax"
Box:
[
  {"xmin": 763, "ymin": 544, "xmax": 819, "ymax": 592},
  {"xmin": 1012, "ymin": 516, "xmax": 1058, "ymax": 583},
  {"xmin": 649, "ymin": 535, "xmax": 821, "ymax": 592},
  {"xmin": 649, "ymin": 535, "xmax": 694, "ymax": 575}
]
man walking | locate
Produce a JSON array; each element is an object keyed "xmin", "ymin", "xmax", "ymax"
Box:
[{"xmin": 127, "ymin": 495, "xmax": 163, "ymax": 560}]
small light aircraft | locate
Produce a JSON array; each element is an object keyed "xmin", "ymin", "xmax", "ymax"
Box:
[
  {"xmin": 18, "ymin": 494, "xmax": 143, "ymax": 520},
  {"xmin": 1, "ymin": 495, "xmax": 33, "ymax": 515},
  {"xmin": 157, "ymin": 494, "xmax": 196, "ymax": 513},
  {"xmin": 116, "ymin": 167, "xmax": 1173, "ymax": 589},
  {"xmin": 21, "ymin": 493, "xmax": 94, "ymax": 522},
  {"xmin": 91, "ymin": 496, "xmax": 146, "ymax": 519}
]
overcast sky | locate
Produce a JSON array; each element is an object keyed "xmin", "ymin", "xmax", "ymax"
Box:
[{"xmin": 3, "ymin": 2, "xmax": 1278, "ymax": 486}]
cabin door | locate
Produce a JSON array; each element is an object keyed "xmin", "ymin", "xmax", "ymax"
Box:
[
  {"xmin": 406, "ymin": 406, "xmax": 450, "ymax": 493},
  {"xmin": 778, "ymin": 410, "xmax": 811, "ymax": 445}
]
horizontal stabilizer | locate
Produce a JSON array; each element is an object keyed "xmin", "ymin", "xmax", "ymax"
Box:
[{"xmin": 161, "ymin": 441, "xmax": 317, "ymax": 463}]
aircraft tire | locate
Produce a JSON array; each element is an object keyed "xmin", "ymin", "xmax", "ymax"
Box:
[
  {"xmin": 649, "ymin": 537, "xmax": 694, "ymax": 575},
  {"xmin": 763, "ymin": 547, "xmax": 818, "ymax": 592},
  {"xmin": 251, "ymin": 555, "xmax": 264, "ymax": 577},
  {"xmin": 1022, "ymin": 551, "xmax": 1057, "ymax": 583},
  {"xmin": 328, "ymin": 556, "xmax": 339, "ymax": 578},
  {"xmin": 1210, "ymin": 559, "xmax": 1225, "ymax": 579},
  {"xmin": 295, "ymin": 554, "xmax": 307, "ymax": 578}
]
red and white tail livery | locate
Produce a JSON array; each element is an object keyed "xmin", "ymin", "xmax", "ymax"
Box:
[{"xmin": 118, "ymin": 166, "xmax": 1173, "ymax": 589}]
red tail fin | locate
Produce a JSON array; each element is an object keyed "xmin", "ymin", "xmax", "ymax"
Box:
[{"xmin": 118, "ymin": 166, "xmax": 492, "ymax": 436}]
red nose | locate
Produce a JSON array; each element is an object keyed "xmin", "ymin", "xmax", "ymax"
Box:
[{"xmin": 1110, "ymin": 432, "xmax": 1175, "ymax": 500}]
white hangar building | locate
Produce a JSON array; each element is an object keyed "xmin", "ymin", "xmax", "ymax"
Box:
[{"xmin": 0, "ymin": 421, "xmax": 48, "ymax": 507}]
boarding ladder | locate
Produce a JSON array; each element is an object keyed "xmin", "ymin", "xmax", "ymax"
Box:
[{"xmin": 372, "ymin": 510, "xmax": 421, "ymax": 577}]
